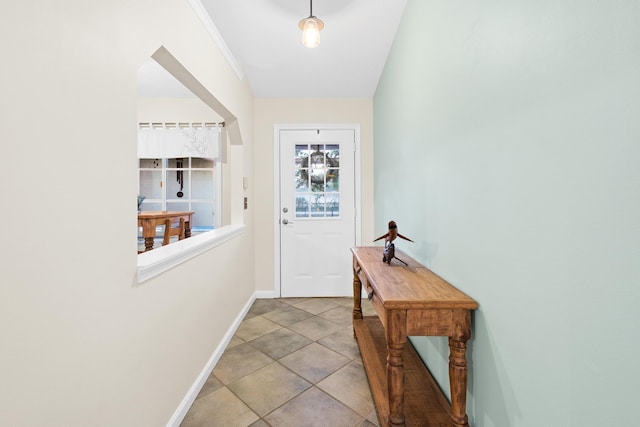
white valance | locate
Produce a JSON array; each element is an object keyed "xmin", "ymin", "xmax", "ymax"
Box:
[{"xmin": 137, "ymin": 123, "xmax": 220, "ymax": 160}]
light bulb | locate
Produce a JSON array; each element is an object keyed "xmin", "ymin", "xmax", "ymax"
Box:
[{"xmin": 299, "ymin": 17, "xmax": 324, "ymax": 48}]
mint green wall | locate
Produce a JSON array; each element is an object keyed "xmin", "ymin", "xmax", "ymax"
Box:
[{"xmin": 373, "ymin": 1, "xmax": 640, "ymax": 426}]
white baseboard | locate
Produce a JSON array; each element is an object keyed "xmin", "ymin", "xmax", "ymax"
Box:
[
  {"xmin": 255, "ymin": 290, "xmax": 276, "ymax": 299},
  {"xmin": 166, "ymin": 292, "xmax": 257, "ymax": 427}
]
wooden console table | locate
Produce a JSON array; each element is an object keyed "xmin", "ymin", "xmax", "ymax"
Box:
[
  {"xmin": 351, "ymin": 246, "xmax": 478, "ymax": 427},
  {"xmin": 138, "ymin": 211, "xmax": 193, "ymax": 252}
]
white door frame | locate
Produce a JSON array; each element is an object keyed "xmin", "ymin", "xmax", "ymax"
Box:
[{"xmin": 273, "ymin": 123, "xmax": 362, "ymax": 298}]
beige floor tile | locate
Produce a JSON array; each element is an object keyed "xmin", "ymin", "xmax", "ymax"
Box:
[
  {"xmin": 293, "ymin": 298, "xmax": 340, "ymax": 315},
  {"xmin": 366, "ymin": 409, "xmax": 381, "ymax": 426},
  {"xmin": 317, "ymin": 361, "xmax": 375, "ymax": 417},
  {"xmin": 195, "ymin": 374, "xmax": 224, "ymax": 399},
  {"xmin": 279, "ymin": 342, "xmax": 349, "ymax": 383},
  {"xmin": 318, "ymin": 326, "xmax": 362, "ymax": 360},
  {"xmin": 264, "ymin": 387, "xmax": 363, "ymax": 427},
  {"xmin": 226, "ymin": 335, "xmax": 245, "ymax": 349},
  {"xmin": 318, "ymin": 305, "xmax": 354, "ymax": 326},
  {"xmin": 249, "ymin": 328, "xmax": 312, "ymax": 360},
  {"xmin": 235, "ymin": 315, "xmax": 282, "ymax": 341},
  {"xmin": 181, "ymin": 298, "xmax": 381, "ymax": 426},
  {"xmin": 249, "ymin": 299, "xmax": 288, "ymax": 315},
  {"xmin": 243, "ymin": 310, "xmax": 260, "ymax": 320},
  {"xmin": 227, "ymin": 362, "xmax": 311, "ymax": 416},
  {"xmin": 213, "ymin": 343, "xmax": 274, "ymax": 384},
  {"xmin": 262, "ymin": 304, "xmax": 313, "ymax": 326},
  {"xmin": 325, "ymin": 297, "xmax": 354, "ymax": 307},
  {"xmin": 279, "ymin": 297, "xmax": 312, "ymax": 306},
  {"xmin": 180, "ymin": 387, "xmax": 259, "ymax": 427},
  {"xmin": 288, "ymin": 316, "xmax": 341, "ymax": 341}
]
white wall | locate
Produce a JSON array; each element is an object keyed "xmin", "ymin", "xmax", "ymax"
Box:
[
  {"xmin": 137, "ymin": 98, "xmax": 224, "ymax": 123},
  {"xmin": 374, "ymin": 1, "xmax": 640, "ymax": 426},
  {"xmin": 1, "ymin": 2, "xmax": 254, "ymax": 426},
  {"xmin": 253, "ymin": 98, "xmax": 374, "ymax": 294}
]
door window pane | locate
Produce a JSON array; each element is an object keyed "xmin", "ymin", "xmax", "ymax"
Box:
[
  {"xmin": 326, "ymin": 193, "xmax": 339, "ymax": 217},
  {"xmin": 191, "ymin": 157, "xmax": 214, "ymax": 168},
  {"xmin": 166, "ymin": 169, "xmax": 189, "ymax": 201},
  {"xmin": 166, "ymin": 201, "xmax": 189, "ymax": 212},
  {"xmin": 141, "ymin": 201, "xmax": 162, "ymax": 212},
  {"xmin": 191, "ymin": 202, "xmax": 214, "ymax": 228},
  {"xmin": 292, "ymin": 143, "xmax": 341, "ymax": 219},
  {"xmin": 139, "ymin": 170, "xmax": 163, "ymax": 200},
  {"xmin": 192, "ymin": 170, "xmax": 214, "ymax": 199},
  {"xmin": 310, "ymin": 194, "xmax": 325, "ymax": 217},
  {"xmin": 296, "ymin": 194, "xmax": 310, "ymax": 218},
  {"xmin": 308, "ymin": 147, "xmax": 326, "ymax": 186},
  {"xmin": 326, "ymin": 168, "xmax": 339, "ymax": 192},
  {"xmin": 295, "ymin": 173, "xmax": 309, "ymax": 192}
]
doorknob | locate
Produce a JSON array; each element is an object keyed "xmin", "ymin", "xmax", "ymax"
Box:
[{"xmin": 282, "ymin": 219, "xmax": 293, "ymax": 225}]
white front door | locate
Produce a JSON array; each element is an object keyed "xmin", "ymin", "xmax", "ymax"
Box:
[{"xmin": 279, "ymin": 128, "xmax": 356, "ymax": 297}]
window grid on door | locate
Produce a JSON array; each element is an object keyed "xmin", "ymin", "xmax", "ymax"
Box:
[{"xmin": 294, "ymin": 144, "xmax": 340, "ymax": 218}]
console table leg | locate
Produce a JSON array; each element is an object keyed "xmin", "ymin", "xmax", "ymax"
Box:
[
  {"xmin": 387, "ymin": 342, "xmax": 405, "ymax": 426},
  {"xmin": 387, "ymin": 310, "xmax": 406, "ymax": 426},
  {"xmin": 352, "ymin": 271, "xmax": 363, "ymax": 320},
  {"xmin": 448, "ymin": 337, "xmax": 470, "ymax": 427},
  {"xmin": 352, "ymin": 269, "xmax": 363, "ymax": 338}
]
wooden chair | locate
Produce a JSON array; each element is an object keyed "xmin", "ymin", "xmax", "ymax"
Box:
[{"xmin": 163, "ymin": 218, "xmax": 185, "ymax": 246}]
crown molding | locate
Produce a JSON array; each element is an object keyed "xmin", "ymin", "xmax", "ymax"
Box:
[{"xmin": 188, "ymin": 0, "xmax": 244, "ymax": 80}]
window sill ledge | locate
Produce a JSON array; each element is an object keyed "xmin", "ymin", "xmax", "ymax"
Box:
[{"xmin": 136, "ymin": 224, "xmax": 245, "ymax": 284}]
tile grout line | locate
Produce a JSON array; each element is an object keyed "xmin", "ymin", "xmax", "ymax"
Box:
[{"xmin": 182, "ymin": 298, "xmax": 378, "ymax": 427}]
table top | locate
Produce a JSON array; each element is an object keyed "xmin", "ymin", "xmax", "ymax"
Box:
[
  {"xmin": 352, "ymin": 246, "xmax": 478, "ymax": 310},
  {"xmin": 138, "ymin": 211, "xmax": 194, "ymax": 219}
]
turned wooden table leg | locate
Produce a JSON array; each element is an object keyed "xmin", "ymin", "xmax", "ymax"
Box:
[
  {"xmin": 387, "ymin": 310, "xmax": 407, "ymax": 426},
  {"xmin": 352, "ymin": 268, "xmax": 363, "ymax": 321},
  {"xmin": 144, "ymin": 237, "xmax": 154, "ymax": 252},
  {"xmin": 448, "ymin": 310, "xmax": 472, "ymax": 427},
  {"xmin": 352, "ymin": 267, "xmax": 363, "ymax": 338},
  {"xmin": 387, "ymin": 342, "xmax": 405, "ymax": 426},
  {"xmin": 140, "ymin": 218, "xmax": 156, "ymax": 252}
]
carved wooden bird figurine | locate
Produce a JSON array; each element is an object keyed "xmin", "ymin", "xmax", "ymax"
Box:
[{"xmin": 373, "ymin": 220, "xmax": 414, "ymax": 244}]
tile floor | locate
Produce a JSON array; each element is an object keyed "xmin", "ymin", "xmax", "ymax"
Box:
[{"xmin": 180, "ymin": 297, "xmax": 380, "ymax": 427}]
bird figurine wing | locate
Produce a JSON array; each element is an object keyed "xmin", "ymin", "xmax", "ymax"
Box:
[
  {"xmin": 397, "ymin": 233, "xmax": 414, "ymax": 242},
  {"xmin": 373, "ymin": 232, "xmax": 390, "ymax": 242},
  {"xmin": 373, "ymin": 221, "xmax": 414, "ymax": 243}
]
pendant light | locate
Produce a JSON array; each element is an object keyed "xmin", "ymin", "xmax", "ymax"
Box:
[{"xmin": 298, "ymin": 0, "xmax": 324, "ymax": 48}]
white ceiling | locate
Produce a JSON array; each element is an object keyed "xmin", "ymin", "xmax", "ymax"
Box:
[{"xmin": 199, "ymin": 0, "xmax": 407, "ymax": 98}]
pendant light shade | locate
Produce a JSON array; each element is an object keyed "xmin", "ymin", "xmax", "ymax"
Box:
[{"xmin": 299, "ymin": 0, "xmax": 324, "ymax": 48}]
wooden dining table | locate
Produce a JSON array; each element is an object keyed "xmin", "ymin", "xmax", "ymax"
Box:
[{"xmin": 138, "ymin": 211, "xmax": 194, "ymax": 252}]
